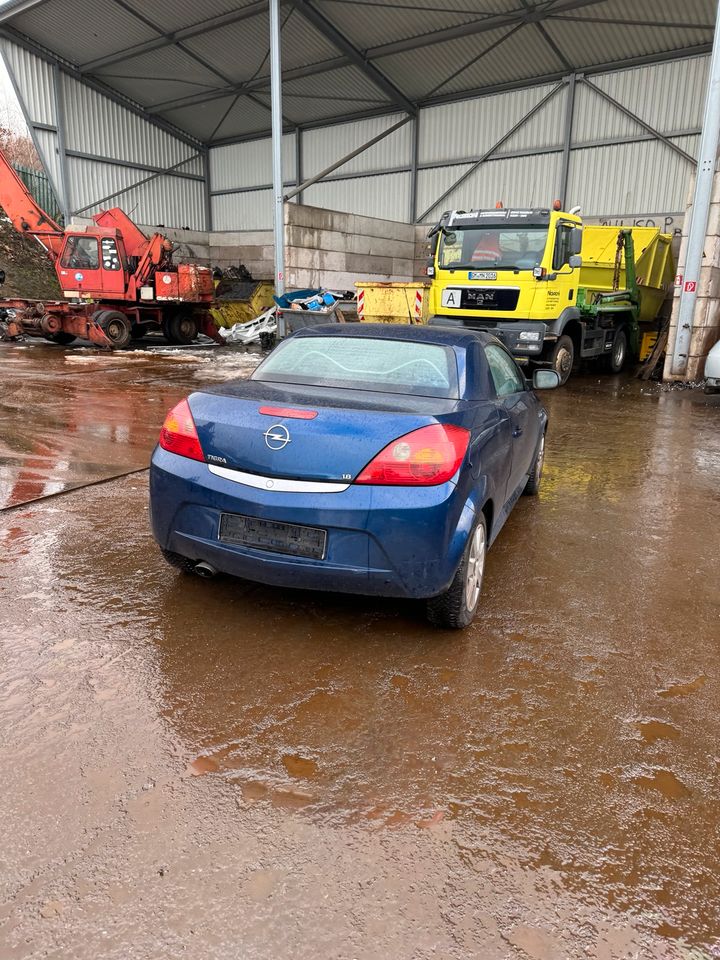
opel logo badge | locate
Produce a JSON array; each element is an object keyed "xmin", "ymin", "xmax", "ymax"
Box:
[{"xmin": 263, "ymin": 423, "xmax": 291, "ymax": 450}]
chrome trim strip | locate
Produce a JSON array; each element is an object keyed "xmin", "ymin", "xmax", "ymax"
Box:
[{"xmin": 208, "ymin": 463, "xmax": 350, "ymax": 494}]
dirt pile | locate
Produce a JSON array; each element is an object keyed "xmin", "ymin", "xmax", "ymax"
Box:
[{"xmin": 0, "ymin": 214, "xmax": 60, "ymax": 300}]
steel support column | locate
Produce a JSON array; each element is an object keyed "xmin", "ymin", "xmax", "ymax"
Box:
[
  {"xmin": 295, "ymin": 127, "xmax": 303, "ymax": 205},
  {"xmin": 409, "ymin": 113, "xmax": 419, "ymax": 223},
  {"xmin": 202, "ymin": 149, "xmax": 213, "ymax": 233},
  {"xmin": 269, "ymin": 0, "xmax": 286, "ymax": 333},
  {"xmin": 670, "ymin": 4, "xmax": 720, "ymax": 376},
  {"xmin": 51, "ymin": 63, "xmax": 71, "ymax": 223},
  {"xmin": 559, "ymin": 73, "xmax": 577, "ymax": 207}
]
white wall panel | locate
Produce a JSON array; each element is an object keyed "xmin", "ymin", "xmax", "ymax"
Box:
[
  {"xmin": 568, "ymin": 135, "xmax": 700, "ymax": 217},
  {"xmin": 303, "ymin": 114, "xmax": 412, "ymax": 178},
  {"xmin": 210, "ymin": 134, "xmax": 296, "ymax": 191},
  {"xmin": 212, "ymin": 189, "xmax": 273, "ymax": 231},
  {"xmin": 67, "ymin": 157, "xmax": 204, "ymax": 229},
  {"xmin": 304, "ymin": 173, "xmax": 410, "ymax": 222},
  {"xmin": 420, "ymin": 84, "xmax": 563, "ymax": 165},
  {"xmin": 418, "ymin": 153, "xmax": 562, "ymax": 224}
]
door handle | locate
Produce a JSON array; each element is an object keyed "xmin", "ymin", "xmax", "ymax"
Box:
[{"xmin": 513, "ymin": 427, "xmax": 523, "ymax": 438}]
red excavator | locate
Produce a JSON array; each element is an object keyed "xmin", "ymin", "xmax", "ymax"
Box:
[{"xmin": 0, "ymin": 150, "xmax": 218, "ymax": 348}]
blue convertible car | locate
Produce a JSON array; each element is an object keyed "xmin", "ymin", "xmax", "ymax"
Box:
[{"xmin": 150, "ymin": 325, "xmax": 558, "ymax": 628}]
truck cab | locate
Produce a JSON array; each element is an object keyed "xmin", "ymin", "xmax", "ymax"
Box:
[{"xmin": 427, "ymin": 206, "xmax": 584, "ymax": 375}]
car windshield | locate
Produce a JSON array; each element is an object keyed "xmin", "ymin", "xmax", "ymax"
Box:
[
  {"xmin": 253, "ymin": 335, "xmax": 459, "ymax": 399},
  {"xmin": 438, "ymin": 225, "xmax": 548, "ymax": 271}
]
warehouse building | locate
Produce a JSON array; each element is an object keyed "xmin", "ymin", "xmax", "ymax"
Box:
[{"xmin": 0, "ymin": 0, "xmax": 717, "ymax": 376}]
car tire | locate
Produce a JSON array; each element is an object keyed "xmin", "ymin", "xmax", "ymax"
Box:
[
  {"xmin": 550, "ymin": 335, "xmax": 575, "ymax": 385},
  {"xmin": 604, "ymin": 328, "xmax": 627, "ymax": 373},
  {"xmin": 426, "ymin": 514, "xmax": 487, "ymax": 630},
  {"xmin": 523, "ymin": 431, "xmax": 545, "ymax": 496},
  {"xmin": 160, "ymin": 548, "xmax": 197, "ymax": 574}
]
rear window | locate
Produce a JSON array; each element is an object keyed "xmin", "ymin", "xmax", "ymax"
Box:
[{"xmin": 254, "ymin": 335, "xmax": 458, "ymax": 398}]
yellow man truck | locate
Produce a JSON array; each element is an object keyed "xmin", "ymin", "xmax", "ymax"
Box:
[{"xmin": 426, "ymin": 205, "xmax": 675, "ymax": 383}]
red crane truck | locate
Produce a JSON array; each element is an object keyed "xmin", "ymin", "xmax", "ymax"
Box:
[{"xmin": 0, "ymin": 151, "xmax": 218, "ymax": 349}]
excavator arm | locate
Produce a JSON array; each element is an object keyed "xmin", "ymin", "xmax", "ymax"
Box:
[{"xmin": 0, "ymin": 149, "xmax": 64, "ymax": 260}]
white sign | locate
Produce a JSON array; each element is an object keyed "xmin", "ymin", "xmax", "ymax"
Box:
[{"xmin": 441, "ymin": 288, "xmax": 463, "ymax": 309}]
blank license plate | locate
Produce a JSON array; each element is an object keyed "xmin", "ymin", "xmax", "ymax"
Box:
[{"xmin": 219, "ymin": 513, "xmax": 327, "ymax": 560}]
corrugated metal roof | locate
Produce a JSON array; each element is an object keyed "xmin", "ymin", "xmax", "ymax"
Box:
[
  {"xmin": 12, "ymin": 0, "xmax": 155, "ymax": 63},
  {"xmin": 2, "ymin": 0, "xmax": 715, "ymax": 142}
]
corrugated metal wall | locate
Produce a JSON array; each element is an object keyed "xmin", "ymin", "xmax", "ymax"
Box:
[
  {"xmin": 1, "ymin": 39, "xmax": 207, "ymax": 230},
  {"xmin": 209, "ymin": 54, "xmax": 708, "ymax": 230}
]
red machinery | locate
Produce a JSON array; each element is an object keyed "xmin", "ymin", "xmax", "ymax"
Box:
[{"xmin": 0, "ymin": 151, "xmax": 219, "ymax": 348}]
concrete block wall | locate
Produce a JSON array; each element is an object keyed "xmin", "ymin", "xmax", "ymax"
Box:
[
  {"xmin": 664, "ymin": 173, "xmax": 720, "ymax": 381},
  {"xmin": 208, "ymin": 230, "xmax": 274, "ymax": 279},
  {"xmin": 283, "ymin": 203, "xmax": 418, "ymax": 290}
]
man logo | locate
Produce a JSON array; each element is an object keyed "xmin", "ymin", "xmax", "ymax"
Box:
[{"xmin": 263, "ymin": 423, "xmax": 291, "ymax": 450}]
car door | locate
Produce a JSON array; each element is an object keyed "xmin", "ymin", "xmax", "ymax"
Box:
[{"xmin": 484, "ymin": 343, "xmax": 536, "ymax": 500}]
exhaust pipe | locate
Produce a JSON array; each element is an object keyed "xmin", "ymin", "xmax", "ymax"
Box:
[{"xmin": 194, "ymin": 561, "xmax": 217, "ymax": 578}]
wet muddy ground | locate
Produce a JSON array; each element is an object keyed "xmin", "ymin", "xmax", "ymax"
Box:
[{"xmin": 1, "ymin": 341, "xmax": 719, "ymax": 959}]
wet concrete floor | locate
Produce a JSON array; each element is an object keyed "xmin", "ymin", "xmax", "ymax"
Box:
[{"xmin": 1, "ymin": 340, "xmax": 720, "ymax": 958}]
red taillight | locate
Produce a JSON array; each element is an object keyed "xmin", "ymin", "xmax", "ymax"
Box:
[
  {"xmin": 158, "ymin": 398, "xmax": 204, "ymax": 462},
  {"xmin": 258, "ymin": 406, "xmax": 318, "ymax": 420},
  {"xmin": 355, "ymin": 424, "xmax": 469, "ymax": 486}
]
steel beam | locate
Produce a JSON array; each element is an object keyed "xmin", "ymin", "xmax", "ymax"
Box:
[
  {"xmin": 284, "ymin": 115, "xmax": 411, "ymax": 201},
  {"xmin": 581, "ymin": 77, "xmax": 696, "ymax": 164},
  {"xmin": 269, "ymin": 0, "xmax": 286, "ymax": 318},
  {"xmin": 558, "ymin": 73, "xmax": 577, "ymax": 207},
  {"xmin": 409, "ymin": 113, "xmax": 419, "ymax": 223},
  {"xmin": 0, "ymin": 0, "xmax": 50, "ymax": 21},
  {"xmin": 295, "ymin": 127, "xmax": 303, "ymax": 204},
  {"xmin": 287, "ymin": 0, "xmax": 415, "ymax": 114},
  {"xmin": 669, "ymin": 4, "xmax": 720, "ymax": 376},
  {"xmin": 51, "ymin": 62, "xmax": 71, "ymax": 222},
  {"xmin": 415, "ymin": 82, "xmax": 563, "ymax": 223},
  {"xmin": 64, "ymin": 149, "xmax": 203, "ymax": 180},
  {"xmin": 202, "ymin": 150, "xmax": 213, "ymax": 232},
  {"xmin": 72, "ymin": 153, "xmax": 202, "ymax": 216}
]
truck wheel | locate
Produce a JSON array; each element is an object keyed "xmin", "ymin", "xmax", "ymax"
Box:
[
  {"xmin": 44, "ymin": 332, "xmax": 76, "ymax": 345},
  {"xmin": 523, "ymin": 432, "xmax": 545, "ymax": 496},
  {"xmin": 426, "ymin": 514, "xmax": 487, "ymax": 629},
  {"xmin": 550, "ymin": 335, "xmax": 575, "ymax": 385},
  {"xmin": 604, "ymin": 329, "xmax": 627, "ymax": 373},
  {"xmin": 163, "ymin": 311, "xmax": 199, "ymax": 345},
  {"xmin": 96, "ymin": 310, "xmax": 132, "ymax": 348}
]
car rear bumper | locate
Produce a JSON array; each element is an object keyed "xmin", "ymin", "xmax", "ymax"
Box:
[{"xmin": 149, "ymin": 448, "xmax": 475, "ymax": 599}]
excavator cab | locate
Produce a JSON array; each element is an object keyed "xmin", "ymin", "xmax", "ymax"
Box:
[{"xmin": 56, "ymin": 230, "xmax": 128, "ymax": 299}]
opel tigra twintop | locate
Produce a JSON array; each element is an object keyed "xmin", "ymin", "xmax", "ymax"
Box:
[{"xmin": 149, "ymin": 325, "xmax": 557, "ymax": 628}]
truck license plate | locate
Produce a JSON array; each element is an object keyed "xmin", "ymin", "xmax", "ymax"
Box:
[{"xmin": 469, "ymin": 271, "xmax": 497, "ymax": 280}]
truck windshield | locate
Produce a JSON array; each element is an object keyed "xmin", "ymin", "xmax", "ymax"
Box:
[{"xmin": 438, "ymin": 226, "xmax": 548, "ymax": 271}]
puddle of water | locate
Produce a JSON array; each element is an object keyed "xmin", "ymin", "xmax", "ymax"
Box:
[{"xmin": 633, "ymin": 768, "xmax": 691, "ymax": 800}]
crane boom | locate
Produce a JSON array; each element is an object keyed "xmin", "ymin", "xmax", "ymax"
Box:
[{"xmin": 0, "ymin": 150, "xmax": 64, "ymax": 259}]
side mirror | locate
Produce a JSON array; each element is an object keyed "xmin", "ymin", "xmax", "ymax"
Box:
[
  {"xmin": 568, "ymin": 254, "xmax": 582, "ymax": 269},
  {"xmin": 533, "ymin": 369, "xmax": 560, "ymax": 389}
]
